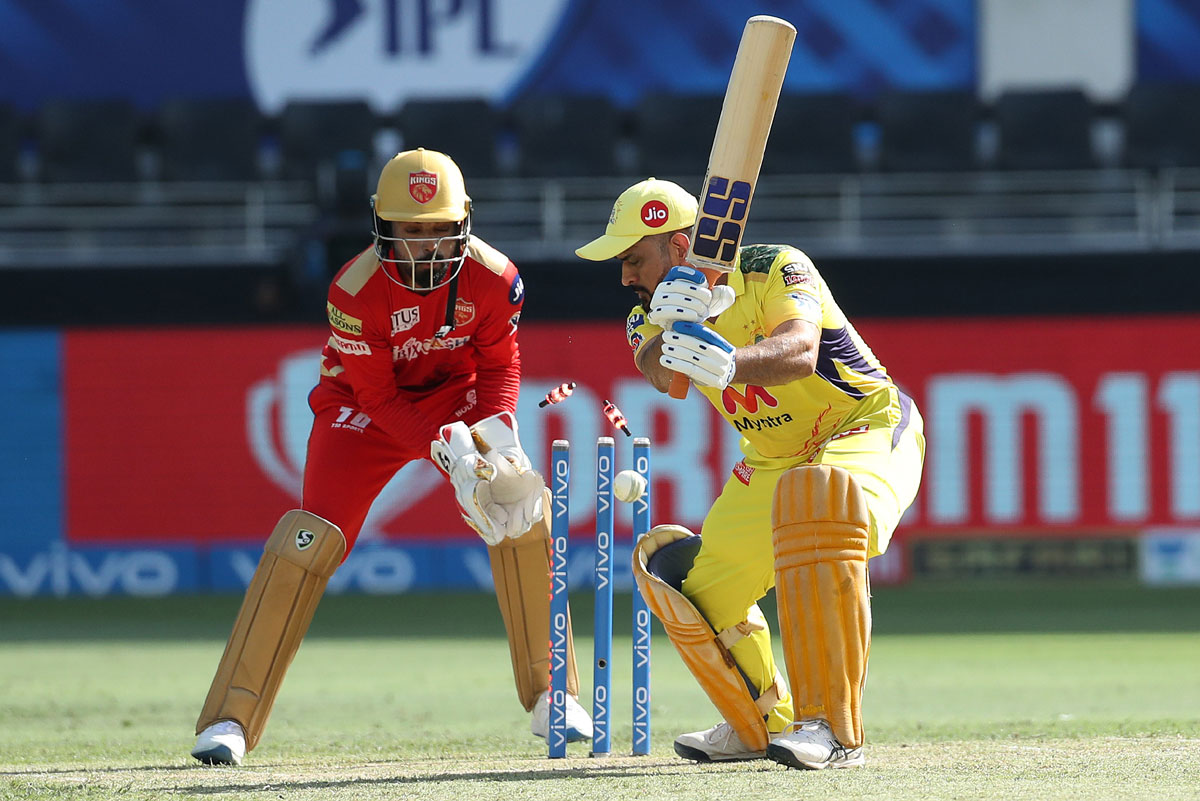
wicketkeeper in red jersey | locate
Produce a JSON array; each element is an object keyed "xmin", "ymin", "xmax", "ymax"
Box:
[{"xmin": 191, "ymin": 149, "xmax": 591, "ymax": 766}]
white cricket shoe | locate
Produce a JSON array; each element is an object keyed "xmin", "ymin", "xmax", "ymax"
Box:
[
  {"xmin": 191, "ymin": 720, "xmax": 246, "ymax": 766},
  {"xmin": 673, "ymin": 721, "xmax": 766, "ymax": 762},
  {"xmin": 766, "ymin": 719, "xmax": 864, "ymax": 770},
  {"xmin": 530, "ymin": 690, "xmax": 594, "ymax": 742}
]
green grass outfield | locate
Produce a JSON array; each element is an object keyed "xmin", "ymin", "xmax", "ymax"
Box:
[{"xmin": 1, "ymin": 579, "xmax": 1198, "ymax": 800}]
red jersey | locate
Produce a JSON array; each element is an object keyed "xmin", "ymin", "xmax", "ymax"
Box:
[{"xmin": 308, "ymin": 236, "xmax": 524, "ymax": 452}]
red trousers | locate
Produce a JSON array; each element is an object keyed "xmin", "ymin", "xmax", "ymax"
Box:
[{"xmin": 301, "ymin": 381, "xmax": 487, "ymax": 554}]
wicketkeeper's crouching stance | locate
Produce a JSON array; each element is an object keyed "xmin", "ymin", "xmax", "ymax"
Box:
[
  {"xmin": 192, "ymin": 413, "xmax": 590, "ymax": 765},
  {"xmin": 193, "ymin": 147, "xmax": 591, "ymax": 765}
]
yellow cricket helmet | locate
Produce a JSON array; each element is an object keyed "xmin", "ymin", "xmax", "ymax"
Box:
[{"xmin": 372, "ymin": 148, "xmax": 473, "ymax": 290}]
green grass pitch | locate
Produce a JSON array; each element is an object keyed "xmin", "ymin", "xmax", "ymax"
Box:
[{"xmin": 1, "ymin": 579, "xmax": 1198, "ymax": 800}]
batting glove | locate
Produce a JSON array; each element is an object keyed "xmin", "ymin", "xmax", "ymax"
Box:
[
  {"xmin": 660, "ymin": 321, "xmax": 737, "ymax": 390},
  {"xmin": 647, "ymin": 265, "xmax": 736, "ymax": 327}
]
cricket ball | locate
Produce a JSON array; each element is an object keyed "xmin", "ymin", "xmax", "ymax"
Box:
[{"xmin": 614, "ymin": 470, "xmax": 647, "ymax": 503}]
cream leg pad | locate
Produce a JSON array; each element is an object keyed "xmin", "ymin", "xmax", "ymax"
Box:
[
  {"xmin": 488, "ymin": 488, "xmax": 579, "ymax": 712},
  {"xmin": 197, "ymin": 510, "xmax": 345, "ymax": 752},
  {"xmin": 633, "ymin": 525, "xmax": 780, "ymax": 752},
  {"xmin": 772, "ymin": 465, "xmax": 871, "ymax": 750}
]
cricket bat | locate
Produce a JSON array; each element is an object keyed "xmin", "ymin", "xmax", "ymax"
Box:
[{"xmin": 669, "ymin": 15, "xmax": 796, "ymax": 399}]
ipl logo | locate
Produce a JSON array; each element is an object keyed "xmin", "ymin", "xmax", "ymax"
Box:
[{"xmin": 244, "ymin": 0, "xmax": 573, "ymax": 113}]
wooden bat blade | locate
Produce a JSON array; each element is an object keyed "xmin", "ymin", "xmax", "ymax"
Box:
[
  {"xmin": 686, "ymin": 15, "xmax": 796, "ymax": 275},
  {"xmin": 669, "ymin": 15, "xmax": 796, "ymax": 400}
]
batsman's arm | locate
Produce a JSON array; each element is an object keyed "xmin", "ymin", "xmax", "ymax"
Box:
[
  {"xmin": 633, "ymin": 333, "xmax": 676, "ymax": 393},
  {"xmin": 727, "ymin": 319, "xmax": 818, "ymax": 386}
]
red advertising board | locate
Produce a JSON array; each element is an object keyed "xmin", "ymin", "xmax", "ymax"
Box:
[{"xmin": 63, "ymin": 316, "xmax": 1200, "ymax": 545}]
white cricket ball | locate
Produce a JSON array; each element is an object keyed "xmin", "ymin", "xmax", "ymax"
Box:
[{"xmin": 614, "ymin": 469, "xmax": 647, "ymax": 503}]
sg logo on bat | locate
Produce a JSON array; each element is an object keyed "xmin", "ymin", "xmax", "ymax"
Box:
[{"xmin": 693, "ymin": 175, "xmax": 752, "ymax": 263}]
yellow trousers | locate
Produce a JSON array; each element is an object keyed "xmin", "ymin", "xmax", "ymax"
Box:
[{"xmin": 682, "ymin": 396, "xmax": 925, "ymax": 732}]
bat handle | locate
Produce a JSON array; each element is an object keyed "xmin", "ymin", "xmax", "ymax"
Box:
[{"xmin": 667, "ymin": 372, "xmax": 690, "ymax": 399}]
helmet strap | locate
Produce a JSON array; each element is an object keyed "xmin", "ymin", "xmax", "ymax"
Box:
[{"xmin": 433, "ymin": 269, "xmax": 460, "ymax": 340}]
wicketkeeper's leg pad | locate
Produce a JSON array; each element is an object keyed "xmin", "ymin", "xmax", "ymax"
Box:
[
  {"xmin": 196, "ymin": 510, "xmax": 345, "ymax": 752},
  {"xmin": 633, "ymin": 525, "xmax": 783, "ymax": 752},
  {"xmin": 772, "ymin": 465, "xmax": 871, "ymax": 749},
  {"xmin": 488, "ymin": 487, "xmax": 579, "ymax": 711}
]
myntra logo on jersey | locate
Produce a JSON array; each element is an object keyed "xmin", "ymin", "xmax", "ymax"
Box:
[
  {"xmin": 244, "ymin": 0, "xmax": 571, "ymax": 113},
  {"xmin": 393, "ymin": 334, "xmax": 469, "ymax": 361},
  {"xmin": 722, "ymin": 385, "xmax": 793, "ymax": 432},
  {"xmin": 722, "ymin": 385, "xmax": 778, "ymax": 414}
]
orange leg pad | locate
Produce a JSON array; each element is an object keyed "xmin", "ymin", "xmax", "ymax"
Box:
[
  {"xmin": 197, "ymin": 510, "xmax": 346, "ymax": 752},
  {"xmin": 488, "ymin": 488, "xmax": 579, "ymax": 711},
  {"xmin": 772, "ymin": 465, "xmax": 871, "ymax": 749},
  {"xmin": 634, "ymin": 525, "xmax": 773, "ymax": 751}
]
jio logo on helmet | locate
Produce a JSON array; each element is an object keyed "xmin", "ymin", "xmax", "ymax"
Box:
[{"xmin": 641, "ymin": 200, "xmax": 669, "ymax": 228}]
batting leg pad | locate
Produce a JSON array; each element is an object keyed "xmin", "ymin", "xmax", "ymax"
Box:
[
  {"xmin": 196, "ymin": 510, "xmax": 345, "ymax": 752},
  {"xmin": 772, "ymin": 465, "xmax": 871, "ymax": 749},
  {"xmin": 633, "ymin": 525, "xmax": 782, "ymax": 752},
  {"xmin": 488, "ymin": 488, "xmax": 579, "ymax": 712}
]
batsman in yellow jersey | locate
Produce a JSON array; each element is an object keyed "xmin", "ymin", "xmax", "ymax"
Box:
[{"xmin": 577, "ymin": 178, "xmax": 925, "ymax": 770}]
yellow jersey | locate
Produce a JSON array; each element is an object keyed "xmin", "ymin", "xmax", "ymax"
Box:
[{"xmin": 627, "ymin": 244, "xmax": 904, "ymax": 465}]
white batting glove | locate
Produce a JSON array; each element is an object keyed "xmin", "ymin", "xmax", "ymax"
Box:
[
  {"xmin": 660, "ymin": 321, "xmax": 737, "ymax": 390},
  {"xmin": 430, "ymin": 421, "xmax": 506, "ymax": 545},
  {"xmin": 646, "ymin": 265, "xmax": 736, "ymax": 327}
]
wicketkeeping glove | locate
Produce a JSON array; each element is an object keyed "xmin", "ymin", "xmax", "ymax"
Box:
[
  {"xmin": 470, "ymin": 412, "xmax": 546, "ymax": 540},
  {"xmin": 430, "ymin": 421, "xmax": 507, "ymax": 545},
  {"xmin": 431, "ymin": 413, "xmax": 547, "ymax": 545},
  {"xmin": 646, "ymin": 265, "xmax": 736, "ymax": 327},
  {"xmin": 660, "ymin": 321, "xmax": 737, "ymax": 390}
]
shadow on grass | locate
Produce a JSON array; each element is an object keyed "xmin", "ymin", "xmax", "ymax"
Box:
[
  {"xmin": 2, "ymin": 580, "xmax": 1199, "ymax": 643},
  {"xmin": 154, "ymin": 758, "xmax": 751, "ymax": 795}
]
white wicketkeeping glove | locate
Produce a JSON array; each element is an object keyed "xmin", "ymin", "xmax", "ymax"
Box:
[
  {"xmin": 660, "ymin": 321, "xmax": 737, "ymax": 390},
  {"xmin": 646, "ymin": 265, "xmax": 736, "ymax": 327},
  {"xmin": 430, "ymin": 421, "xmax": 507, "ymax": 545},
  {"xmin": 470, "ymin": 412, "xmax": 546, "ymax": 540}
]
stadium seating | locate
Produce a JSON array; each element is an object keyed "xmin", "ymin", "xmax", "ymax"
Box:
[
  {"xmin": 157, "ymin": 98, "xmax": 262, "ymax": 182},
  {"xmin": 764, "ymin": 92, "xmax": 860, "ymax": 174},
  {"xmin": 633, "ymin": 91, "xmax": 724, "ymax": 179},
  {"xmin": 398, "ymin": 98, "xmax": 500, "ymax": 178},
  {"xmin": 0, "ymin": 103, "xmax": 19, "ymax": 183},
  {"xmin": 1123, "ymin": 83, "xmax": 1200, "ymax": 169},
  {"xmin": 877, "ymin": 89, "xmax": 979, "ymax": 172},
  {"xmin": 994, "ymin": 88, "xmax": 1095, "ymax": 170},
  {"xmin": 510, "ymin": 94, "xmax": 621, "ymax": 178},
  {"xmin": 36, "ymin": 99, "xmax": 142, "ymax": 182},
  {"xmin": 278, "ymin": 99, "xmax": 377, "ymax": 181}
]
